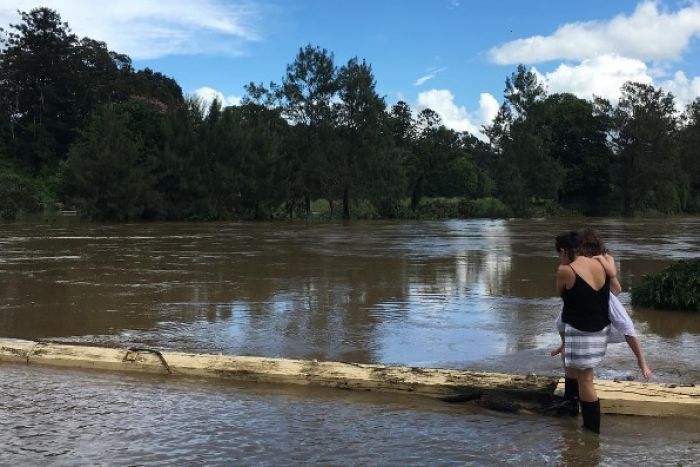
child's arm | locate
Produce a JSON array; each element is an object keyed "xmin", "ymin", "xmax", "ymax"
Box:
[
  {"xmin": 595, "ymin": 254, "xmax": 622, "ymax": 295},
  {"xmin": 624, "ymin": 335, "xmax": 652, "ymax": 379},
  {"xmin": 609, "ymin": 276, "xmax": 622, "ymax": 296}
]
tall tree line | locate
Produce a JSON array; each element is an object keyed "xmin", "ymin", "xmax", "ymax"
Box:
[{"xmin": 1, "ymin": 8, "xmax": 698, "ymax": 221}]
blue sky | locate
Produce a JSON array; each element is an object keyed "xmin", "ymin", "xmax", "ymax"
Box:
[{"xmin": 3, "ymin": 1, "xmax": 700, "ymax": 138}]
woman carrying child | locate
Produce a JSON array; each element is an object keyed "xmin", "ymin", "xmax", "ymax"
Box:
[{"xmin": 552, "ymin": 229, "xmax": 650, "ymax": 433}]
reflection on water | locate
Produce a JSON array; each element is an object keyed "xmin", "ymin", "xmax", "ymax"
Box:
[{"xmin": 1, "ymin": 218, "xmax": 700, "ymax": 380}]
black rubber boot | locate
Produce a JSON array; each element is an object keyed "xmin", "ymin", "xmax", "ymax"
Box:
[
  {"xmin": 580, "ymin": 399, "xmax": 601, "ymax": 434},
  {"xmin": 546, "ymin": 377, "xmax": 580, "ymax": 416},
  {"xmin": 562, "ymin": 377, "xmax": 580, "ymax": 417}
]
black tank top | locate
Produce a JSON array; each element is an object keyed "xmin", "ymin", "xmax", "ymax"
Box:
[{"xmin": 561, "ymin": 265, "xmax": 611, "ymax": 332}]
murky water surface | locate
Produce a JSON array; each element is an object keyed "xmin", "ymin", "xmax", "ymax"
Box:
[
  {"xmin": 1, "ymin": 218, "xmax": 700, "ymax": 464},
  {"xmin": 2, "ymin": 363, "xmax": 699, "ymax": 466}
]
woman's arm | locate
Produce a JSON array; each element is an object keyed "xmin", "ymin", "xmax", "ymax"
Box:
[
  {"xmin": 553, "ymin": 267, "xmax": 573, "ymax": 357},
  {"xmin": 551, "ymin": 331, "xmax": 565, "ymax": 357},
  {"xmin": 624, "ymin": 335, "xmax": 653, "ymax": 380},
  {"xmin": 552, "ymin": 312, "xmax": 565, "ymax": 356},
  {"xmin": 556, "ymin": 265, "xmax": 573, "ymax": 297}
]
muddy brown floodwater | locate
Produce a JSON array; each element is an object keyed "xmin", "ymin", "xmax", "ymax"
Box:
[{"xmin": 1, "ymin": 217, "xmax": 700, "ymax": 465}]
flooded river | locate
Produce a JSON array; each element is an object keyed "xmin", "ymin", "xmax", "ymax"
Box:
[{"xmin": 1, "ymin": 218, "xmax": 700, "ymax": 465}]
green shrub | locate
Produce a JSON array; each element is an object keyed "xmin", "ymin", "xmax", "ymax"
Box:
[
  {"xmin": 631, "ymin": 260, "xmax": 700, "ymax": 311},
  {"xmin": 464, "ymin": 197, "xmax": 513, "ymax": 218},
  {"xmin": 415, "ymin": 197, "xmax": 462, "ymax": 219},
  {"xmin": 0, "ymin": 170, "xmax": 42, "ymax": 220},
  {"xmin": 302, "ymin": 196, "xmax": 514, "ymax": 220}
]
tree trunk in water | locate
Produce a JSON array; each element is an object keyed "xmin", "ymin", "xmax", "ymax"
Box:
[
  {"xmin": 343, "ymin": 186, "xmax": 350, "ymax": 220},
  {"xmin": 623, "ymin": 154, "xmax": 634, "ymax": 216},
  {"xmin": 411, "ymin": 177, "xmax": 423, "ymax": 211},
  {"xmin": 254, "ymin": 203, "xmax": 264, "ymax": 221},
  {"xmin": 304, "ymin": 195, "xmax": 311, "ymax": 217}
]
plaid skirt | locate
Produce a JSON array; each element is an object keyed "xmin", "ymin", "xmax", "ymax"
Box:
[{"xmin": 564, "ymin": 324, "xmax": 609, "ymax": 369}]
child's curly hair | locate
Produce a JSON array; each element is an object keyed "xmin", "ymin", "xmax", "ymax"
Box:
[{"xmin": 579, "ymin": 227, "xmax": 607, "ymax": 257}]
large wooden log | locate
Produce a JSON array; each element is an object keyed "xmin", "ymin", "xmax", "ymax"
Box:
[
  {"xmin": 555, "ymin": 379, "xmax": 700, "ymax": 418},
  {"xmin": 0, "ymin": 339, "xmax": 554, "ymax": 402},
  {"xmin": 1, "ymin": 339, "xmax": 698, "ymax": 417}
]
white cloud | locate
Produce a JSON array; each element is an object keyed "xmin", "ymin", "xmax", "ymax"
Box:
[
  {"xmin": 0, "ymin": 1, "xmax": 260, "ymax": 59},
  {"xmin": 193, "ymin": 87, "xmax": 242, "ymax": 109},
  {"xmin": 488, "ymin": 1, "xmax": 700, "ymax": 64},
  {"xmin": 525, "ymin": 54, "xmax": 700, "ymax": 107},
  {"xmin": 478, "ymin": 93, "xmax": 500, "ymax": 125},
  {"xmin": 416, "ymin": 89, "xmax": 499, "ymax": 140},
  {"xmin": 659, "ymin": 71, "xmax": 700, "ymax": 109},
  {"xmin": 541, "ymin": 54, "xmax": 653, "ymax": 103},
  {"xmin": 414, "ymin": 67, "xmax": 447, "ymax": 86}
]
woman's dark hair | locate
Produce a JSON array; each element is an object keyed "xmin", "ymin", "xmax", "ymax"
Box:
[
  {"xmin": 579, "ymin": 227, "xmax": 607, "ymax": 257},
  {"xmin": 555, "ymin": 231, "xmax": 580, "ymax": 262}
]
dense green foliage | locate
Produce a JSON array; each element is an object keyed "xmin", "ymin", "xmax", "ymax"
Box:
[
  {"xmin": 1, "ymin": 8, "xmax": 699, "ymax": 221},
  {"xmin": 0, "ymin": 163, "xmax": 41, "ymax": 220},
  {"xmin": 631, "ymin": 260, "xmax": 700, "ymax": 311}
]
